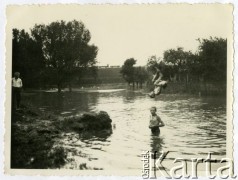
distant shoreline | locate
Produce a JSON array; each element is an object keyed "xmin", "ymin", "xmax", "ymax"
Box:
[{"xmin": 22, "ymin": 81, "xmax": 226, "ymax": 96}]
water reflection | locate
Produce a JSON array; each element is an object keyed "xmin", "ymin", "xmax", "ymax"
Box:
[
  {"xmin": 150, "ymin": 135, "xmax": 164, "ymax": 156},
  {"xmin": 23, "ymin": 90, "xmax": 226, "ymax": 170},
  {"xmin": 24, "ymin": 91, "xmax": 100, "ymax": 115}
]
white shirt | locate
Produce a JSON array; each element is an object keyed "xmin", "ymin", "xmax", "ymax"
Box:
[{"xmin": 12, "ymin": 78, "xmax": 23, "ymax": 88}]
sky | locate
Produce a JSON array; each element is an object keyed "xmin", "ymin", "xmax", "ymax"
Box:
[{"xmin": 7, "ymin": 4, "xmax": 233, "ymax": 66}]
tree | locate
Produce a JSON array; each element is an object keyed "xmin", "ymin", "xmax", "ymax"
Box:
[
  {"xmin": 31, "ymin": 20, "xmax": 98, "ymax": 92},
  {"xmin": 120, "ymin": 58, "xmax": 136, "ymax": 87},
  {"xmin": 12, "ymin": 29, "xmax": 45, "ymax": 88},
  {"xmin": 163, "ymin": 47, "xmax": 194, "ymax": 82},
  {"xmin": 197, "ymin": 37, "xmax": 227, "ymax": 82},
  {"xmin": 134, "ymin": 66, "xmax": 149, "ymax": 88}
]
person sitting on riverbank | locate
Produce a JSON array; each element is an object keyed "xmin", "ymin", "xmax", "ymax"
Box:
[
  {"xmin": 149, "ymin": 66, "xmax": 168, "ymax": 98},
  {"xmin": 149, "ymin": 106, "xmax": 165, "ymax": 135},
  {"xmin": 12, "ymin": 72, "xmax": 23, "ymax": 110}
]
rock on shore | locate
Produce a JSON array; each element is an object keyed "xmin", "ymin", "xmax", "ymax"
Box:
[{"xmin": 56, "ymin": 111, "xmax": 112, "ymax": 132}]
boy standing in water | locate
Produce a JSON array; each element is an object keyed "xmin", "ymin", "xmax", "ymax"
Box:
[{"xmin": 149, "ymin": 106, "xmax": 165, "ymax": 135}]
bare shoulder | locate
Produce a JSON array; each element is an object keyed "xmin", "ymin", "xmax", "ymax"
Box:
[{"xmin": 156, "ymin": 115, "xmax": 162, "ymax": 121}]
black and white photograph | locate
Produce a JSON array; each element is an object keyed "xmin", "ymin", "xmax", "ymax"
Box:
[{"xmin": 4, "ymin": 3, "xmax": 234, "ymax": 177}]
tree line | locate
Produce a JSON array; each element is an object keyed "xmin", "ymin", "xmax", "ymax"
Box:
[
  {"xmin": 120, "ymin": 37, "xmax": 227, "ymax": 87},
  {"xmin": 12, "ymin": 20, "xmax": 98, "ymax": 92},
  {"xmin": 13, "ymin": 21, "xmax": 226, "ymax": 92}
]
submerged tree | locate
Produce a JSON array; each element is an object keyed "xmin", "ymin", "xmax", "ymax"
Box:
[{"xmin": 31, "ymin": 20, "xmax": 98, "ymax": 92}]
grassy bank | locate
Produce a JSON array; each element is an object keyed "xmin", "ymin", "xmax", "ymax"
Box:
[{"xmin": 11, "ymin": 105, "xmax": 112, "ymax": 169}]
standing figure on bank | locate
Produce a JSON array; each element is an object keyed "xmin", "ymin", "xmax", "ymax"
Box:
[
  {"xmin": 149, "ymin": 106, "xmax": 165, "ymax": 136},
  {"xmin": 149, "ymin": 66, "xmax": 168, "ymax": 98},
  {"xmin": 12, "ymin": 72, "xmax": 23, "ymax": 110}
]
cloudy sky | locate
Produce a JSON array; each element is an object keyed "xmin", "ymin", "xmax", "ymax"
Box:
[{"xmin": 7, "ymin": 4, "xmax": 233, "ymax": 66}]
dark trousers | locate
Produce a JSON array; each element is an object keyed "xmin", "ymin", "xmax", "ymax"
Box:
[
  {"xmin": 151, "ymin": 126, "xmax": 160, "ymax": 136},
  {"xmin": 12, "ymin": 87, "xmax": 21, "ymax": 109}
]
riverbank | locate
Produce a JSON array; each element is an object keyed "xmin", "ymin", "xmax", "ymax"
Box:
[{"xmin": 11, "ymin": 104, "xmax": 112, "ymax": 169}]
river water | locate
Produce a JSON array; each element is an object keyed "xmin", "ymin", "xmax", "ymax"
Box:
[{"xmin": 23, "ymin": 89, "xmax": 226, "ymax": 170}]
